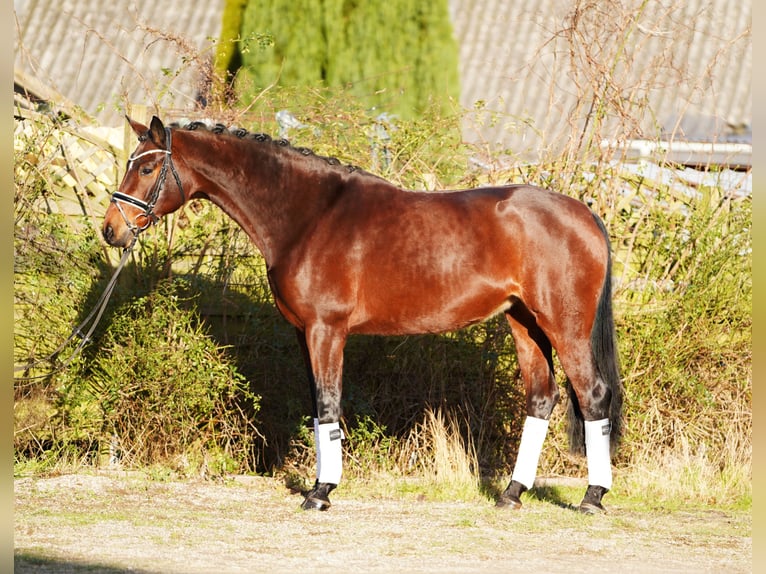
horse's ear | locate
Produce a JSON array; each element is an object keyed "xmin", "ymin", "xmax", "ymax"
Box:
[
  {"xmin": 149, "ymin": 116, "xmax": 167, "ymax": 148},
  {"xmin": 126, "ymin": 116, "xmax": 149, "ymax": 138}
]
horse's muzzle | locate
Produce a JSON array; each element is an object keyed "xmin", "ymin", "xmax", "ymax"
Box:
[{"xmin": 102, "ymin": 221, "xmax": 135, "ymax": 248}]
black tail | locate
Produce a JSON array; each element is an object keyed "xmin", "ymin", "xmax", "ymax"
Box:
[{"xmin": 567, "ymin": 214, "xmax": 623, "ymax": 456}]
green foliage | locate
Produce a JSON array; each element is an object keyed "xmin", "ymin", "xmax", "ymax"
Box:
[
  {"xmin": 233, "ymin": 0, "xmax": 460, "ymax": 119},
  {"xmin": 344, "ymin": 415, "xmax": 399, "ymax": 476},
  {"xmin": 14, "ymin": 213, "xmax": 103, "ymax": 369},
  {"xmin": 612, "ymin": 182, "xmax": 751, "ymax": 475},
  {"xmin": 79, "ymin": 279, "xmax": 260, "ymax": 473},
  {"xmin": 14, "ymin": 125, "xmax": 104, "ymax": 374},
  {"xmin": 14, "ymin": 119, "xmax": 262, "ymax": 476}
]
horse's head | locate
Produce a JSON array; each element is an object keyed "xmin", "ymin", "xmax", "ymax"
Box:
[{"xmin": 102, "ymin": 116, "xmax": 186, "ymax": 248}]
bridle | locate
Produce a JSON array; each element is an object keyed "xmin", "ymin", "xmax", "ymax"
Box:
[{"xmin": 110, "ymin": 126, "xmax": 185, "ymax": 240}]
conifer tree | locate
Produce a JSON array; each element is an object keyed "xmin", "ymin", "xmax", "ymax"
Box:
[{"xmin": 218, "ymin": 0, "xmax": 460, "ymax": 118}]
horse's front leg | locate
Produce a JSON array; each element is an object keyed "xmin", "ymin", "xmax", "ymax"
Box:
[{"xmin": 297, "ymin": 322, "xmax": 347, "ymax": 511}]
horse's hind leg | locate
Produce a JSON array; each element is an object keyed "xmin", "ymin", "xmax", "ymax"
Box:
[
  {"xmin": 496, "ymin": 303, "xmax": 560, "ymax": 510},
  {"xmin": 557, "ymin": 339, "xmax": 614, "ymax": 514}
]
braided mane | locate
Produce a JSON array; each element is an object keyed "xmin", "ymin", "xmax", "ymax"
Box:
[{"xmin": 170, "ymin": 120, "xmax": 363, "ymax": 174}]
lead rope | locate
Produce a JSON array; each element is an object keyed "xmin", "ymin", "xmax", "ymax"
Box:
[
  {"xmin": 13, "ymin": 234, "xmax": 138, "ymax": 382},
  {"xmin": 15, "ymin": 127, "xmax": 183, "ymax": 382}
]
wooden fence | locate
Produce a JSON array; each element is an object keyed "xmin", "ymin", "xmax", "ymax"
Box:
[{"xmin": 14, "ymin": 103, "xmax": 181, "ymax": 265}]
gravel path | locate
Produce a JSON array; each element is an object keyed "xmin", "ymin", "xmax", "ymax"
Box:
[{"xmin": 14, "ymin": 473, "xmax": 752, "ymax": 573}]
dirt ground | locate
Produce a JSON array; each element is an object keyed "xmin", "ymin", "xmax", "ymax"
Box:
[{"xmin": 14, "ymin": 473, "xmax": 751, "ymax": 573}]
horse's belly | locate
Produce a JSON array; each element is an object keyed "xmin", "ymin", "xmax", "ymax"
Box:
[{"xmin": 348, "ymin": 282, "xmax": 515, "ymax": 336}]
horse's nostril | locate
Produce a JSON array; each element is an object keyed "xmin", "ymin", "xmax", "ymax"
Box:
[{"xmin": 103, "ymin": 225, "xmax": 114, "ymax": 243}]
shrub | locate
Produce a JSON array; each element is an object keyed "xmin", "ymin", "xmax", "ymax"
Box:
[
  {"xmin": 81, "ymin": 278, "xmax": 261, "ymax": 474},
  {"xmin": 230, "ymin": 0, "xmax": 460, "ymax": 119}
]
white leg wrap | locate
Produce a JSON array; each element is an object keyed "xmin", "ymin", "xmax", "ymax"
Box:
[
  {"xmin": 314, "ymin": 419, "xmax": 345, "ymax": 485},
  {"xmin": 584, "ymin": 418, "xmax": 613, "ymax": 490},
  {"xmin": 511, "ymin": 416, "xmax": 550, "ymax": 490}
]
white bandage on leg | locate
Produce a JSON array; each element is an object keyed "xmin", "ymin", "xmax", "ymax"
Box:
[
  {"xmin": 584, "ymin": 418, "xmax": 613, "ymax": 490},
  {"xmin": 510, "ymin": 416, "xmax": 550, "ymax": 490},
  {"xmin": 314, "ymin": 419, "xmax": 345, "ymax": 485}
]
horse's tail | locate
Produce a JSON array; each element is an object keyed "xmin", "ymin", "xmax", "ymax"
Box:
[{"xmin": 566, "ymin": 213, "xmax": 623, "ymax": 456}]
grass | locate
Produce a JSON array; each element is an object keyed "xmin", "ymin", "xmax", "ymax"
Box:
[
  {"xmin": 619, "ymin": 449, "xmax": 752, "ymax": 511},
  {"xmin": 329, "ymin": 405, "xmax": 751, "ymax": 512}
]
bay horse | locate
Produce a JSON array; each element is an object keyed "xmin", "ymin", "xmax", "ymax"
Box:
[{"xmin": 103, "ymin": 116, "xmax": 623, "ymax": 514}]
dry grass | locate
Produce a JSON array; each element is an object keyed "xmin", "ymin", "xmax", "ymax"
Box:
[{"xmin": 396, "ymin": 408, "xmax": 480, "ymax": 498}]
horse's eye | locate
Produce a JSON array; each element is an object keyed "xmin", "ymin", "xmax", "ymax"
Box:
[{"xmin": 140, "ymin": 166, "xmax": 154, "ymax": 176}]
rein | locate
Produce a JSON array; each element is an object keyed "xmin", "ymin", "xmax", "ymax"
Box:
[
  {"xmin": 14, "ymin": 239, "xmax": 136, "ymax": 381},
  {"xmin": 15, "ymin": 128, "xmax": 186, "ymax": 381}
]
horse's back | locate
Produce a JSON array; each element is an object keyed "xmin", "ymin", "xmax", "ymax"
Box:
[{"xmin": 349, "ymin": 183, "xmax": 605, "ymax": 270}]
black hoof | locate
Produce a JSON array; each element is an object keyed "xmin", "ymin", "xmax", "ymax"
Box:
[
  {"xmin": 496, "ymin": 480, "xmax": 527, "ymax": 510},
  {"xmin": 496, "ymin": 494, "xmax": 523, "ymax": 510},
  {"xmin": 301, "ymin": 481, "xmax": 336, "ymax": 511},
  {"xmin": 578, "ymin": 484, "xmax": 609, "ymax": 514},
  {"xmin": 578, "ymin": 501, "xmax": 606, "ymax": 515},
  {"xmin": 301, "ymin": 495, "xmax": 331, "ymax": 511}
]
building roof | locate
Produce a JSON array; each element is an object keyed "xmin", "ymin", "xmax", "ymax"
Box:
[
  {"xmin": 14, "ymin": 0, "xmax": 224, "ymax": 126},
  {"xmin": 448, "ymin": 0, "xmax": 751, "ymax": 165},
  {"xmin": 15, "ymin": 0, "xmax": 751, "ymax": 166}
]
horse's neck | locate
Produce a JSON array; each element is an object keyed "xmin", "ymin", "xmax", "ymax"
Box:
[{"xmin": 187, "ymin": 136, "xmax": 339, "ymax": 265}]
